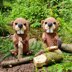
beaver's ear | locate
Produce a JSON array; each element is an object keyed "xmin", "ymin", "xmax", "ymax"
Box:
[
  {"xmin": 27, "ymin": 20, "xmax": 30, "ymax": 26},
  {"xmin": 41, "ymin": 20, "xmax": 44, "ymax": 24},
  {"xmin": 26, "ymin": 20, "xmax": 30, "ymax": 31},
  {"xmin": 57, "ymin": 21, "xmax": 60, "ymax": 27},
  {"xmin": 9, "ymin": 21, "xmax": 14, "ymax": 26},
  {"xmin": 26, "ymin": 20, "xmax": 30, "ymax": 27}
]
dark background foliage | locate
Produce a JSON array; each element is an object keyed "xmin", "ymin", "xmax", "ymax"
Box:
[{"xmin": 0, "ymin": 0, "xmax": 72, "ymax": 43}]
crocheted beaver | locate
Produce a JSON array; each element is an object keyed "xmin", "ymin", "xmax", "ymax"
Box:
[
  {"xmin": 34, "ymin": 17, "xmax": 62, "ymax": 67},
  {"xmin": 41, "ymin": 17, "xmax": 62, "ymax": 50},
  {"xmin": 10, "ymin": 18, "xmax": 32, "ymax": 56}
]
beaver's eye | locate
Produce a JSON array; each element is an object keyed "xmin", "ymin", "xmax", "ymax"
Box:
[
  {"xmin": 15, "ymin": 23, "xmax": 17, "ymax": 25},
  {"xmin": 45, "ymin": 22, "xmax": 47, "ymax": 24},
  {"xmin": 24, "ymin": 23, "xmax": 26, "ymax": 26},
  {"xmin": 53, "ymin": 22, "xmax": 56, "ymax": 25}
]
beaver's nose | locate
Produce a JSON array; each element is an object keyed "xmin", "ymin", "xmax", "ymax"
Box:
[
  {"xmin": 48, "ymin": 23, "xmax": 52, "ymax": 27},
  {"xmin": 18, "ymin": 24, "xmax": 23, "ymax": 29}
]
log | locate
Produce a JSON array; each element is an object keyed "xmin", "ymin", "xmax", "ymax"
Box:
[
  {"xmin": 35, "ymin": 46, "xmax": 61, "ymax": 56},
  {"xmin": 1, "ymin": 56, "xmax": 33, "ymax": 67},
  {"xmin": 61, "ymin": 44, "xmax": 72, "ymax": 53},
  {"xmin": 35, "ymin": 43, "xmax": 72, "ymax": 56},
  {"xmin": 33, "ymin": 49, "xmax": 63, "ymax": 67},
  {"xmin": 41, "ymin": 40, "xmax": 72, "ymax": 53}
]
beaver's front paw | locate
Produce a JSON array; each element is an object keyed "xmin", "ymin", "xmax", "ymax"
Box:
[
  {"xmin": 26, "ymin": 50, "xmax": 33, "ymax": 55},
  {"xmin": 10, "ymin": 50, "xmax": 18, "ymax": 56}
]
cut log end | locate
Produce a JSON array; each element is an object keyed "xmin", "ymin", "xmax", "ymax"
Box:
[
  {"xmin": 34, "ymin": 54, "xmax": 47, "ymax": 67},
  {"xmin": 33, "ymin": 50, "xmax": 63, "ymax": 68}
]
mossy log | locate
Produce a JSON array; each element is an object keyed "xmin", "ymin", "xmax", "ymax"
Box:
[
  {"xmin": 61, "ymin": 44, "xmax": 72, "ymax": 53},
  {"xmin": 1, "ymin": 56, "xmax": 33, "ymax": 67},
  {"xmin": 33, "ymin": 49, "xmax": 63, "ymax": 67},
  {"xmin": 35, "ymin": 46, "xmax": 62, "ymax": 56}
]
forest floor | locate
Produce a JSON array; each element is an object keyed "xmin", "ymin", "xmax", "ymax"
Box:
[
  {"xmin": 0, "ymin": 52, "xmax": 72, "ymax": 72},
  {"xmin": 0, "ymin": 37, "xmax": 72, "ymax": 72}
]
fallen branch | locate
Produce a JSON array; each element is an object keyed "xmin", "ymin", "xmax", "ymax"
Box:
[{"xmin": 1, "ymin": 56, "xmax": 33, "ymax": 67}]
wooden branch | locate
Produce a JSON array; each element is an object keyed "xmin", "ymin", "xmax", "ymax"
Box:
[
  {"xmin": 61, "ymin": 44, "xmax": 72, "ymax": 53},
  {"xmin": 1, "ymin": 56, "xmax": 33, "ymax": 67},
  {"xmin": 35, "ymin": 46, "xmax": 60, "ymax": 56},
  {"xmin": 17, "ymin": 37, "xmax": 23, "ymax": 59},
  {"xmin": 35, "ymin": 43, "xmax": 72, "ymax": 56}
]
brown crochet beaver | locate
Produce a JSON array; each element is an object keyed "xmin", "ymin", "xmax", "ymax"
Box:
[
  {"xmin": 35, "ymin": 17, "xmax": 62, "ymax": 56},
  {"xmin": 41, "ymin": 17, "xmax": 62, "ymax": 50},
  {"xmin": 10, "ymin": 18, "xmax": 32, "ymax": 56}
]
